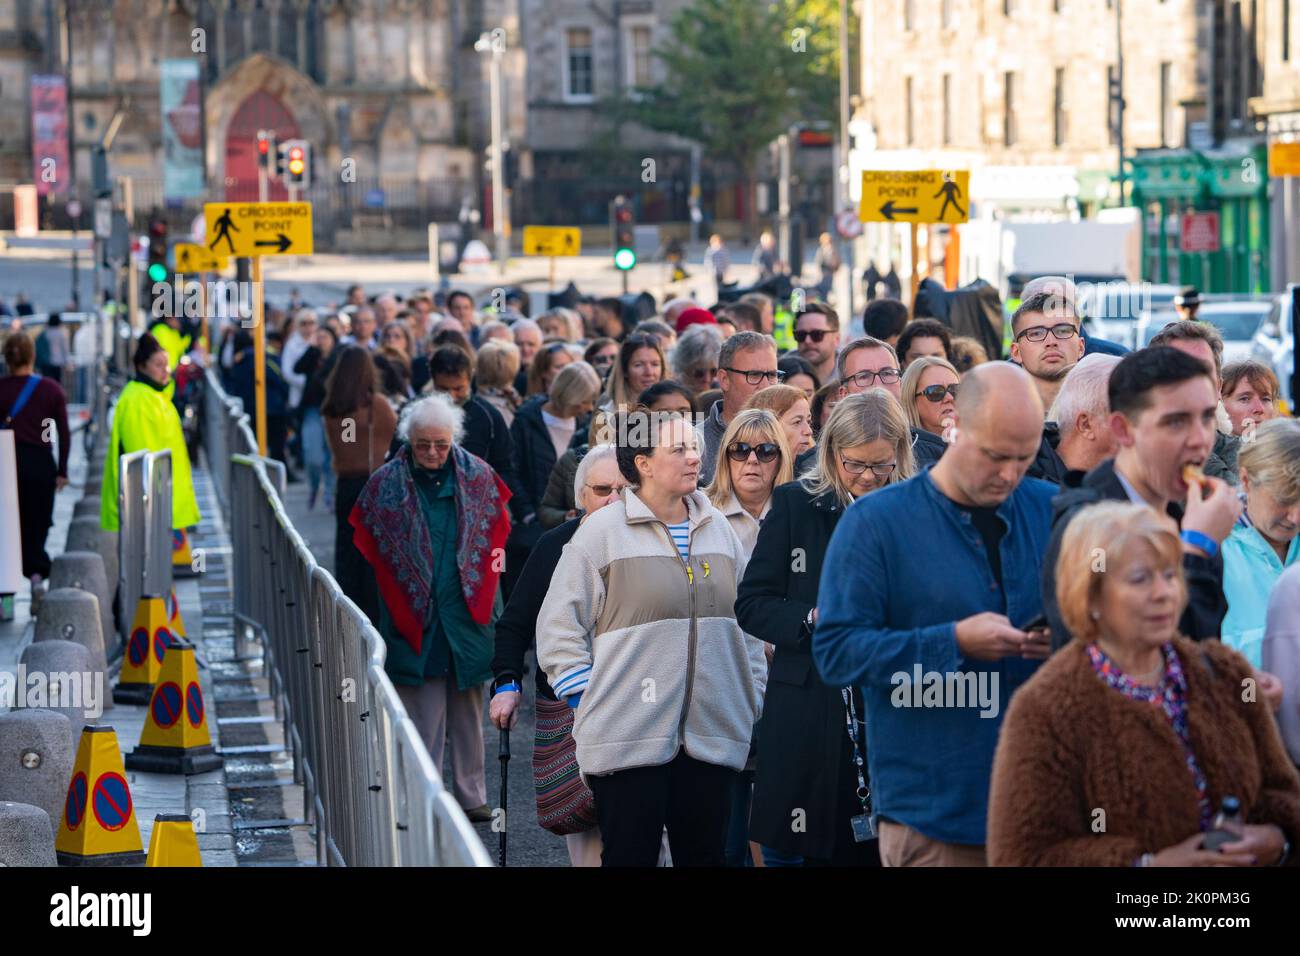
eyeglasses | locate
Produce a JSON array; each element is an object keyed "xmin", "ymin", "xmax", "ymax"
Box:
[
  {"xmin": 1015, "ymin": 323, "xmax": 1080, "ymax": 344},
  {"xmin": 794, "ymin": 329, "xmax": 833, "ymax": 344},
  {"xmin": 840, "ymin": 456, "xmax": 896, "ymax": 477},
  {"xmin": 727, "ymin": 441, "xmax": 781, "ymax": 463},
  {"xmin": 916, "ymin": 383, "xmax": 959, "ymax": 403},
  {"xmin": 689, "ymin": 365, "xmax": 719, "ymax": 381},
  {"xmin": 586, "ymin": 482, "xmax": 628, "ymax": 497},
  {"xmin": 590, "ymin": 353, "xmax": 616, "ymax": 366},
  {"xmin": 413, "ymin": 439, "xmax": 452, "ymax": 453},
  {"xmin": 843, "ymin": 367, "xmax": 901, "ymax": 388},
  {"xmin": 722, "ymin": 367, "xmax": 785, "ymax": 386}
]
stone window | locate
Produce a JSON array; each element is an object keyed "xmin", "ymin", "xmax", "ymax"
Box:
[
  {"xmin": 627, "ymin": 23, "xmax": 653, "ymax": 87},
  {"xmin": 565, "ymin": 27, "xmax": 595, "ymax": 101}
]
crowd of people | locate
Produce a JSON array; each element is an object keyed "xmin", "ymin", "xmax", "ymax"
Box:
[{"xmin": 6, "ymin": 267, "xmax": 1300, "ymax": 870}]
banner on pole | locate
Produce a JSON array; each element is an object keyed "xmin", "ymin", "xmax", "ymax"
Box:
[
  {"xmin": 30, "ymin": 74, "xmax": 69, "ymax": 197},
  {"xmin": 161, "ymin": 59, "xmax": 204, "ymax": 202}
]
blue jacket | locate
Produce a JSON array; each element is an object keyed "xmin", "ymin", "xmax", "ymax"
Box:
[
  {"xmin": 813, "ymin": 468, "xmax": 1057, "ymax": 846},
  {"xmin": 1221, "ymin": 515, "xmax": 1300, "ymax": 667}
]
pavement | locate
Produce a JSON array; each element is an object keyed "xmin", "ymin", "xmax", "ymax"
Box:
[{"xmin": 276, "ymin": 470, "xmax": 570, "ymax": 867}]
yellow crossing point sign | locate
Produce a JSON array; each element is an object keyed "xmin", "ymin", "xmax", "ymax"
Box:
[
  {"xmin": 1269, "ymin": 142, "xmax": 1300, "ymax": 178},
  {"xmin": 174, "ymin": 243, "xmax": 227, "ymax": 273},
  {"xmin": 859, "ymin": 170, "xmax": 971, "ymax": 224},
  {"xmin": 523, "ymin": 225, "xmax": 581, "ymax": 257},
  {"xmin": 203, "ymin": 201, "xmax": 314, "ymax": 257}
]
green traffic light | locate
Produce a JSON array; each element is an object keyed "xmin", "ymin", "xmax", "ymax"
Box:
[
  {"xmin": 147, "ymin": 263, "xmax": 169, "ymax": 283},
  {"xmin": 614, "ymin": 248, "xmax": 636, "ymax": 271}
]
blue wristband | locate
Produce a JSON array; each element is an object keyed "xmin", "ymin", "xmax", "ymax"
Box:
[
  {"xmin": 493, "ymin": 681, "xmax": 521, "ymax": 696},
  {"xmin": 1180, "ymin": 529, "xmax": 1218, "ymax": 559}
]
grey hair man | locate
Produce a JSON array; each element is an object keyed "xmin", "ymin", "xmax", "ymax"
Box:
[
  {"xmin": 700, "ymin": 331, "xmax": 779, "ymax": 485},
  {"xmin": 1047, "ymin": 353, "xmax": 1121, "ymax": 475}
]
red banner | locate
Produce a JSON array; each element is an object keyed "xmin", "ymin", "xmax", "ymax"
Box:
[
  {"xmin": 31, "ymin": 74, "xmax": 69, "ymax": 197},
  {"xmin": 1180, "ymin": 211, "xmax": 1221, "ymax": 253}
]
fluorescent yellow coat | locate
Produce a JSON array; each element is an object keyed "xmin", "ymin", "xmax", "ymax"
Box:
[{"xmin": 100, "ymin": 379, "xmax": 201, "ymax": 531}]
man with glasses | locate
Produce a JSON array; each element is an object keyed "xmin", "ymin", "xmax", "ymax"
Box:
[
  {"xmin": 836, "ymin": 337, "xmax": 946, "ymax": 469},
  {"xmin": 794, "ymin": 303, "xmax": 841, "ymax": 383},
  {"xmin": 1009, "ymin": 291, "xmax": 1086, "ymax": 410},
  {"xmin": 815, "ymin": 363, "xmax": 1057, "ymax": 866},
  {"xmin": 700, "ymin": 331, "xmax": 781, "ymax": 485}
]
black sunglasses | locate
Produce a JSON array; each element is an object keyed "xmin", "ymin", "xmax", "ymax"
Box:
[
  {"xmin": 916, "ymin": 383, "xmax": 959, "ymax": 403},
  {"xmin": 794, "ymin": 329, "xmax": 833, "ymax": 344},
  {"xmin": 727, "ymin": 441, "xmax": 781, "ymax": 463}
]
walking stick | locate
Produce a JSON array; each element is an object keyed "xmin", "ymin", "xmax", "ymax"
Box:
[{"xmin": 498, "ymin": 726, "xmax": 510, "ymax": 867}]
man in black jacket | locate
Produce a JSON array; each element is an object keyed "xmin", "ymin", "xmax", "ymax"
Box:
[{"xmin": 1042, "ymin": 347, "xmax": 1240, "ymax": 650}]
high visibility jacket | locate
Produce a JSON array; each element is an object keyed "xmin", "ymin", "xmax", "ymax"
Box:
[
  {"xmin": 100, "ymin": 378, "xmax": 201, "ymax": 532},
  {"xmin": 773, "ymin": 307, "xmax": 795, "ymax": 352}
]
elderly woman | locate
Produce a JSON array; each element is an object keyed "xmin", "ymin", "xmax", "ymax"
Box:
[
  {"xmin": 902, "ymin": 355, "xmax": 960, "ymax": 439},
  {"xmin": 537, "ymin": 411, "xmax": 767, "ymax": 866},
  {"xmin": 1221, "ymin": 359, "xmax": 1281, "ymax": 436},
  {"xmin": 1222, "ymin": 418, "xmax": 1300, "ymax": 666},
  {"xmin": 474, "ymin": 339, "xmax": 522, "ymax": 427},
  {"xmin": 988, "ymin": 501, "xmax": 1300, "ymax": 866},
  {"xmin": 600, "ymin": 332, "xmax": 667, "ymax": 412},
  {"xmin": 350, "ymin": 392, "xmax": 512, "ymax": 824},
  {"xmin": 706, "ymin": 408, "xmax": 793, "ymax": 557},
  {"xmin": 670, "ymin": 323, "xmax": 724, "ymax": 397},
  {"xmin": 737, "ymin": 391, "xmax": 914, "ymax": 867},
  {"xmin": 490, "ymin": 443, "xmax": 629, "ymax": 866},
  {"xmin": 747, "ymin": 384, "xmax": 815, "ymax": 458}
]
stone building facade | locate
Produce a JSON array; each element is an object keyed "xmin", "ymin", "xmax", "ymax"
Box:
[{"xmin": 1251, "ymin": 0, "xmax": 1300, "ymax": 286}]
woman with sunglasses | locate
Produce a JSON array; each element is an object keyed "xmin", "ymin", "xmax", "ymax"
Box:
[
  {"xmin": 670, "ymin": 323, "xmax": 724, "ymax": 397},
  {"xmin": 902, "ymin": 355, "xmax": 961, "ymax": 440},
  {"xmin": 599, "ymin": 333, "xmax": 667, "ymax": 412},
  {"xmin": 736, "ymin": 391, "xmax": 915, "ymax": 867},
  {"xmin": 583, "ymin": 337, "xmax": 619, "ymax": 382}
]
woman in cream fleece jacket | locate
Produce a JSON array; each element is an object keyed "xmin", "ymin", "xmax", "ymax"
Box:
[{"xmin": 537, "ymin": 412, "xmax": 768, "ymax": 866}]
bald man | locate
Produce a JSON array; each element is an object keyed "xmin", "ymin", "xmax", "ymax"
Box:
[{"xmin": 813, "ymin": 362, "xmax": 1059, "ymax": 867}]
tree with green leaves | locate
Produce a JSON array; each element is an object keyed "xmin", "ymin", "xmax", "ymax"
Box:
[{"xmin": 611, "ymin": 0, "xmax": 851, "ymax": 239}]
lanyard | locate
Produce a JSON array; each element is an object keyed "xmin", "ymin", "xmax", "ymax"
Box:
[{"xmin": 840, "ymin": 687, "xmax": 870, "ymax": 817}]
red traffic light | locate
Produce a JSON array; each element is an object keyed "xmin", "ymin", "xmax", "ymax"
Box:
[{"xmin": 616, "ymin": 208, "xmax": 632, "ymax": 223}]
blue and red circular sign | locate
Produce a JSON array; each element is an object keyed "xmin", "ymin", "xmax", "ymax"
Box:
[
  {"xmin": 185, "ymin": 682, "xmax": 204, "ymax": 728},
  {"xmin": 128, "ymin": 627, "xmax": 149, "ymax": 667},
  {"xmin": 152, "ymin": 682, "xmax": 182, "ymax": 729},
  {"xmin": 64, "ymin": 772, "xmax": 87, "ymax": 832},
  {"xmin": 91, "ymin": 772, "xmax": 132, "ymax": 832},
  {"xmin": 172, "ymin": 528, "xmax": 184, "ymax": 553},
  {"xmin": 153, "ymin": 626, "xmax": 172, "ymax": 663}
]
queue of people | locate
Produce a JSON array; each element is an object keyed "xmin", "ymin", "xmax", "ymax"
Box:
[{"xmin": 178, "ymin": 276, "xmax": 1300, "ymax": 868}]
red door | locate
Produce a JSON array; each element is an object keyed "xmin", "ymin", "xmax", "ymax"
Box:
[{"xmin": 224, "ymin": 90, "xmax": 301, "ymax": 201}]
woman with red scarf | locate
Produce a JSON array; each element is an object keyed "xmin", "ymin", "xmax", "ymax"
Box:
[{"xmin": 350, "ymin": 391, "xmax": 511, "ymax": 823}]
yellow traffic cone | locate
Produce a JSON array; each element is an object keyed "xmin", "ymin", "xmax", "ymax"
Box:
[
  {"xmin": 124, "ymin": 638, "xmax": 222, "ymax": 775},
  {"xmin": 172, "ymin": 528, "xmax": 198, "ymax": 578},
  {"xmin": 55, "ymin": 726, "xmax": 146, "ymax": 866},
  {"xmin": 114, "ymin": 595, "xmax": 173, "ymax": 706},
  {"xmin": 145, "ymin": 813, "xmax": 203, "ymax": 867},
  {"xmin": 165, "ymin": 586, "xmax": 187, "ymax": 639}
]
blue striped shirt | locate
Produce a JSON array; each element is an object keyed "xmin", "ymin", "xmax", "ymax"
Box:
[{"xmin": 667, "ymin": 520, "xmax": 691, "ymax": 562}]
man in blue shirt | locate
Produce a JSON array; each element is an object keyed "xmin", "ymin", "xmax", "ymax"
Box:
[{"xmin": 814, "ymin": 362, "xmax": 1058, "ymax": 866}]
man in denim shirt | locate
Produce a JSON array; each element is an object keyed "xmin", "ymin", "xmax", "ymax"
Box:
[{"xmin": 814, "ymin": 363, "xmax": 1057, "ymax": 866}]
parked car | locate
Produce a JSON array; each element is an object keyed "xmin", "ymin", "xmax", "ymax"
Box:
[
  {"xmin": 1078, "ymin": 282, "xmax": 1179, "ymax": 349},
  {"xmin": 1137, "ymin": 300, "xmax": 1274, "ymax": 365},
  {"xmin": 1251, "ymin": 285, "xmax": 1296, "ymax": 414}
]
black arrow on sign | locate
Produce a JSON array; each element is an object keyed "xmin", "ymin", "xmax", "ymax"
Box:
[
  {"xmin": 879, "ymin": 201, "xmax": 919, "ymax": 221},
  {"xmin": 255, "ymin": 233, "xmax": 293, "ymax": 253}
]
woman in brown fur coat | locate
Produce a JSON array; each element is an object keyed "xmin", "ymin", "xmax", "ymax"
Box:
[{"xmin": 989, "ymin": 501, "xmax": 1300, "ymax": 866}]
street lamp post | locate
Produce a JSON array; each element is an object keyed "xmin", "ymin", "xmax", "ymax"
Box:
[
  {"xmin": 476, "ymin": 31, "xmax": 508, "ymax": 273},
  {"xmin": 1115, "ymin": 0, "xmax": 1126, "ymax": 205},
  {"xmin": 838, "ymin": 0, "xmax": 856, "ymax": 319}
]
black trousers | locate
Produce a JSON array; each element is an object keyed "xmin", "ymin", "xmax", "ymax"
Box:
[
  {"xmin": 586, "ymin": 750, "xmax": 737, "ymax": 867},
  {"xmin": 334, "ymin": 474, "xmax": 378, "ymax": 623},
  {"xmin": 15, "ymin": 441, "xmax": 58, "ymax": 579}
]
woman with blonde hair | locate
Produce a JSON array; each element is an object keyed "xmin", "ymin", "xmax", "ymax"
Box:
[
  {"xmin": 988, "ymin": 501, "xmax": 1300, "ymax": 866},
  {"xmin": 736, "ymin": 390, "xmax": 914, "ymax": 867},
  {"xmin": 747, "ymin": 384, "xmax": 815, "ymax": 457},
  {"xmin": 706, "ymin": 408, "xmax": 793, "ymax": 558},
  {"xmin": 475, "ymin": 339, "xmax": 523, "ymax": 426},
  {"xmin": 1221, "ymin": 418, "xmax": 1300, "ymax": 665},
  {"xmin": 901, "ymin": 354, "xmax": 960, "ymax": 439}
]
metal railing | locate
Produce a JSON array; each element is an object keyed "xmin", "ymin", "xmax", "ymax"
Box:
[
  {"xmin": 202, "ymin": 368, "xmax": 489, "ymax": 867},
  {"xmin": 116, "ymin": 448, "xmax": 173, "ymax": 647}
]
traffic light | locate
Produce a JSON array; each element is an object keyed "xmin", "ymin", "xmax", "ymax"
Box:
[
  {"xmin": 611, "ymin": 196, "xmax": 636, "ymax": 271},
  {"xmin": 257, "ymin": 129, "xmax": 277, "ymax": 178},
  {"xmin": 278, "ymin": 139, "xmax": 311, "ymax": 189},
  {"xmin": 147, "ymin": 215, "xmax": 168, "ymax": 285}
]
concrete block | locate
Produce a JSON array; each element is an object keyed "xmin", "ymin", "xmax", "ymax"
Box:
[
  {"xmin": 0, "ymin": 802, "xmax": 57, "ymax": 866},
  {"xmin": 17, "ymin": 641, "xmax": 98, "ymax": 739},
  {"xmin": 34, "ymin": 588, "xmax": 107, "ymax": 677},
  {"xmin": 64, "ymin": 516, "xmax": 118, "ymax": 603},
  {"xmin": 49, "ymin": 551, "xmax": 113, "ymax": 655},
  {"xmin": 72, "ymin": 496, "xmax": 101, "ymax": 519},
  {"xmin": 0, "ymin": 710, "xmax": 75, "ymax": 836}
]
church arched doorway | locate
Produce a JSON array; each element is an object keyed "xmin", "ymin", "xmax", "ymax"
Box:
[{"xmin": 224, "ymin": 90, "xmax": 301, "ymax": 201}]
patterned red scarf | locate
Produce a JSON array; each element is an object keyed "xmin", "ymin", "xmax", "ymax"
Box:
[{"xmin": 350, "ymin": 443, "xmax": 512, "ymax": 654}]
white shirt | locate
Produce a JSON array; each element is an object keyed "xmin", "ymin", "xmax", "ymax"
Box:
[{"xmin": 541, "ymin": 408, "xmax": 576, "ymax": 461}]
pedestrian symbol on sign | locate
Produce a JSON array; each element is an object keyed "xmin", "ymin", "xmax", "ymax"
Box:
[
  {"xmin": 934, "ymin": 174, "xmax": 966, "ymax": 222},
  {"xmin": 209, "ymin": 208, "xmax": 239, "ymax": 253}
]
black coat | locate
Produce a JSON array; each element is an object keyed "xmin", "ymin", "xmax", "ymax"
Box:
[
  {"xmin": 508, "ymin": 394, "xmax": 560, "ymax": 548},
  {"xmin": 735, "ymin": 480, "xmax": 867, "ymax": 861},
  {"xmin": 1041, "ymin": 458, "xmax": 1228, "ymax": 650}
]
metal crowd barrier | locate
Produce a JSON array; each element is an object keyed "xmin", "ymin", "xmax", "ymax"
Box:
[
  {"xmin": 117, "ymin": 448, "xmax": 173, "ymax": 645},
  {"xmin": 199, "ymin": 366, "xmax": 488, "ymax": 866}
]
